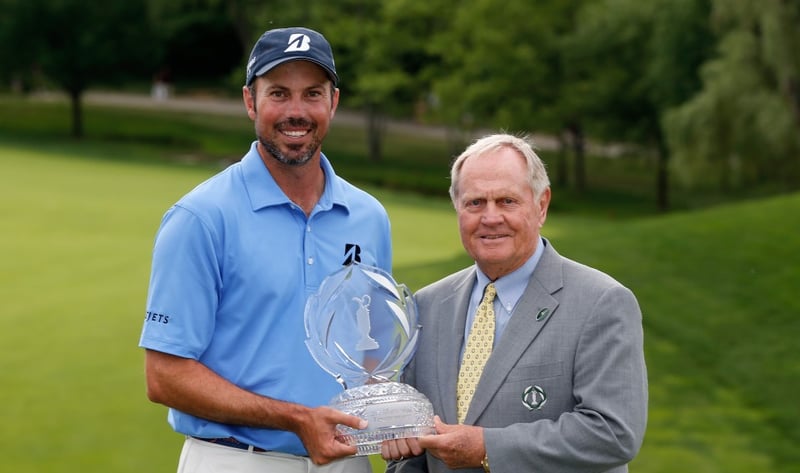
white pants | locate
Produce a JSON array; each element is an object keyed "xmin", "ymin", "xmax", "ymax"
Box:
[{"xmin": 177, "ymin": 437, "xmax": 372, "ymax": 473}]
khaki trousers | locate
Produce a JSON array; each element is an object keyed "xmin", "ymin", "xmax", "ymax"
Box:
[{"xmin": 177, "ymin": 436, "xmax": 372, "ymax": 473}]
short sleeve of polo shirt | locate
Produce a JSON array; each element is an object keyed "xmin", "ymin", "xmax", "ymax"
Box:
[{"xmin": 139, "ymin": 204, "xmax": 220, "ymax": 359}]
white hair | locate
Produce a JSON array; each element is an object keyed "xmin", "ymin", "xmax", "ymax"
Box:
[{"xmin": 449, "ymin": 133, "xmax": 550, "ymax": 206}]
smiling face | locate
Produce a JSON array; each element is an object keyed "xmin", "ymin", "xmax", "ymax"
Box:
[
  {"xmin": 454, "ymin": 146, "xmax": 550, "ymax": 280},
  {"xmin": 243, "ymin": 60, "xmax": 338, "ymax": 167}
]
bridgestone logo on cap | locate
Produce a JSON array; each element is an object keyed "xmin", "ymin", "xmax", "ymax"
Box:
[{"xmin": 285, "ymin": 34, "xmax": 312, "ymax": 53}]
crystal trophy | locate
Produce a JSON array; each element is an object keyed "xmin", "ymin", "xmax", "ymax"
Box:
[{"xmin": 304, "ymin": 262, "xmax": 435, "ymax": 455}]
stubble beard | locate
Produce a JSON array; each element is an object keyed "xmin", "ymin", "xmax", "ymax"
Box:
[{"xmin": 257, "ymin": 118, "xmax": 321, "ymax": 167}]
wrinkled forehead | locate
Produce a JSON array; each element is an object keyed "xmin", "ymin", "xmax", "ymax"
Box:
[{"xmin": 460, "ymin": 152, "xmax": 530, "ymax": 190}]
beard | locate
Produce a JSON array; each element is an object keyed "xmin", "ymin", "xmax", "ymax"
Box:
[{"xmin": 257, "ymin": 118, "xmax": 322, "ymax": 167}]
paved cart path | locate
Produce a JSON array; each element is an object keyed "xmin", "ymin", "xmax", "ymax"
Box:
[{"xmin": 31, "ymin": 90, "xmax": 630, "ymax": 155}]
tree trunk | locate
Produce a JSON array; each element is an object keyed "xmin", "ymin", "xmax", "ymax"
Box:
[
  {"xmin": 787, "ymin": 77, "xmax": 800, "ymax": 130},
  {"xmin": 365, "ymin": 102, "xmax": 384, "ymax": 162},
  {"xmin": 69, "ymin": 88, "xmax": 83, "ymax": 138},
  {"xmin": 567, "ymin": 122, "xmax": 585, "ymax": 194},
  {"xmin": 555, "ymin": 131, "xmax": 569, "ymax": 189},
  {"xmin": 656, "ymin": 136, "xmax": 670, "ymax": 212}
]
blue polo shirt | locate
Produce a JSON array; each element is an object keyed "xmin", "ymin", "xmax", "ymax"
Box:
[{"xmin": 139, "ymin": 142, "xmax": 392, "ymax": 455}]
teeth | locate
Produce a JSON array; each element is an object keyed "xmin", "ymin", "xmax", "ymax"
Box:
[{"xmin": 284, "ymin": 130, "xmax": 307, "ymax": 137}]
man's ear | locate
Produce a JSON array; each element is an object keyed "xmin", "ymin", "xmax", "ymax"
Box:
[
  {"xmin": 538, "ymin": 187, "xmax": 552, "ymax": 227},
  {"xmin": 243, "ymin": 85, "xmax": 257, "ymax": 120},
  {"xmin": 329, "ymin": 86, "xmax": 340, "ymax": 120}
]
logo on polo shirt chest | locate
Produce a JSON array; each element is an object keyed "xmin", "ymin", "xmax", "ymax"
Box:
[{"xmin": 343, "ymin": 243, "xmax": 361, "ymax": 265}]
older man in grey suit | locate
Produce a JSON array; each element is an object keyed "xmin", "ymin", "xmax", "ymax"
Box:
[{"xmin": 383, "ymin": 134, "xmax": 647, "ymax": 472}]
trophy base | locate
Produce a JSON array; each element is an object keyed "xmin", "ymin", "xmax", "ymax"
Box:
[{"xmin": 330, "ymin": 382, "xmax": 436, "ymax": 456}]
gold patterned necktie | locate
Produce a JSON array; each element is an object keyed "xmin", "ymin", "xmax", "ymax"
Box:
[{"xmin": 456, "ymin": 282, "xmax": 497, "ymax": 424}]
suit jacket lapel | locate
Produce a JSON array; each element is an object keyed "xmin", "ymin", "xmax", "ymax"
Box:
[{"xmin": 465, "ymin": 243, "xmax": 564, "ymax": 425}]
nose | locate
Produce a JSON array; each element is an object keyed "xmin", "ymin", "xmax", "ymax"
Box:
[
  {"xmin": 480, "ymin": 203, "xmax": 503, "ymax": 224},
  {"xmin": 286, "ymin": 97, "xmax": 304, "ymax": 116}
]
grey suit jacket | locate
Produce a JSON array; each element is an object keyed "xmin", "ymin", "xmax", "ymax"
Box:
[{"xmin": 389, "ymin": 240, "xmax": 647, "ymax": 473}]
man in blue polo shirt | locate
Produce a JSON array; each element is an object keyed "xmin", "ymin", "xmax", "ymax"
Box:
[{"xmin": 139, "ymin": 27, "xmax": 391, "ymax": 473}]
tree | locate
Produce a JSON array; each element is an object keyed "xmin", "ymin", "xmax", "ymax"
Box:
[
  {"xmin": 0, "ymin": 1, "xmax": 37, "ymax": 92},
  {"xmin": 425, "ymin": 1, "xmax": 556, "ymax": 134},
  {"xmin": 159, "ymin": 11, "xmax": 243, "ymax": 84},
  {"xmin": 3, "ymin": 0, "xmax": 158, "ymax": 138},
  {"xmin": 409, "ymin": 0, "xmax": 589, "ymax": 184},
  {"xmin": 664, "ymin": 0, "xmax": 800, "ymax": 191},
  {"xmin": 147, "ymin": 0, "xmax": 278, "ymax": 84},
  {"xmin": 311, "ymin": 0, "xmax": 387, "ymax": 161},
  {"xmin": 562, "ymin": 0, "xmax": 713, "ymax": 210}
]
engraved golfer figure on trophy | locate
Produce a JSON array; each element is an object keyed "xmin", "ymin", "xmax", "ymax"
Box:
[
  {"xmin": 354, "ymin": 295, "xmax": 379, "ymax": 351},
  {"xmin": 305, "ymin": 262, "xmax": 435, "ymax": 455}
]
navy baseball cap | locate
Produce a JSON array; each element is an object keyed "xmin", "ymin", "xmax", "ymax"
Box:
[{"xmin": 245, "ymin": 27, "xmax": 338, "ymax": 86}]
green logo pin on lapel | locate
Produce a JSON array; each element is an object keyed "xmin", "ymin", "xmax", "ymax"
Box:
[{"xmin": 536, "ymin": 308, "xmax": 550, "ymax": 321}]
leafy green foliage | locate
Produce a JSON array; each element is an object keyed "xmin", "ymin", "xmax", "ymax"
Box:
[
  {"xmin": 3, "ymin": 0, "xmax": 797, "ymax": 200},
  {"xmin": 159, "ymin": 11, "xmax": 244, "ymax": 83},
  {"xmin": 561, "ymin": 0, "xmax": 713, "ymax": 141},
  {"xmin": 664, "ymin": 0, "xmax": 800, "ymax": 191},
  {"xmin": 1, "ymin": 0, "xmax": 158, "ymax": 136}
]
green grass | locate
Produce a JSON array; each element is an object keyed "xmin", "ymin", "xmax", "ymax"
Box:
[
  {"xmin": 551, "ymin": 198, "xmax": 800, "ymax": 472},
  {"xmin": 1, "ymin": 96, "xmax": 798, "ymax": 472},
  {"xmin": 0, "ymin": 146, "xmax": 198, "ymax": 471},
  {"xmin": 0, "ymin": 140, "xmax": 463, "ymax": 473}
]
